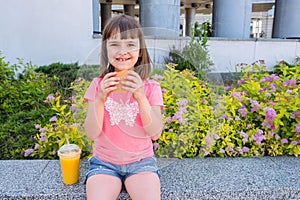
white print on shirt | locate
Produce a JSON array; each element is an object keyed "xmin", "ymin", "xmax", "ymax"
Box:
[{"xmin": 104, "ymin": 97, "xmax": 139, "ymax": 127}]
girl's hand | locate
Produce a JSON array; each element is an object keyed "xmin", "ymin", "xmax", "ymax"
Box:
[
  {"xmin": 121, "ymin": 71, "xmax": 145, "ymax": 100},
  {"xmin": 96, "ymin": 72, "xmax": 120, "ymax": 103}
]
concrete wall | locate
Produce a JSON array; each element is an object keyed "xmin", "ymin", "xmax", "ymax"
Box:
[
  {"xmin": 0, "ymin": 0, "xmax": 98, "ymax": 66},
  {"xmin": 1, "ymin": 0, "xmax": 300, "ymax": 73},
  {"xmin": 86, "ymin": 37, "xmax": 300, "ymax": 73}
]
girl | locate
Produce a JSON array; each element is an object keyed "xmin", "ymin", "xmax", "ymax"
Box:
[{"xmin": 84, "ymin": 15, "xmax": 163, "ymax": 200}]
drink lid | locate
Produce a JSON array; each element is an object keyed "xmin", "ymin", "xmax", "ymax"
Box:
[{"xmin": 58, "ymin": 144, "xmax": 81, "ymax": 157}]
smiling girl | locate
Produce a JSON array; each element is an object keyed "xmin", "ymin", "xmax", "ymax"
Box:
[{"xmin": 84, "ymin": 15, "xmax": 164, "ymax": 200}]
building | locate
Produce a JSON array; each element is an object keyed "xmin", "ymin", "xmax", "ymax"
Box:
[
  {"xmin": 0, "ymin": 0, "xmax": 299, "ymax": 73},
  {"xmin": 94, "ymin": 0, "xmax": 299, "ymax": 39}
]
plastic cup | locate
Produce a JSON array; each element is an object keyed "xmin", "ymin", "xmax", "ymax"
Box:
[{"xmin": 58, "ymin": 144, "xmax": 81, "ymax": 184}]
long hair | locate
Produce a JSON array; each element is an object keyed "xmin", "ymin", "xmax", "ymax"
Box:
[{"xmin": 100, "ymin": 15, "xmax": 152, "ymax": 80}]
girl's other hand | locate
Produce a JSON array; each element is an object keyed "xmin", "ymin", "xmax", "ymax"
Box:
[
  {"xmin": 96, "ymin": 72, "xmax": 120, "ymax": 103},
  {"xmin": 121, "ymin": 71, "xmax": 145, "ymax": 100}
]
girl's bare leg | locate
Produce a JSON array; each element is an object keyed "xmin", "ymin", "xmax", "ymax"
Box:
[
  {"xmin": 86, "ymin": 174, "xmax": 122, "ymax": 200},
  {"xmin": 125, "ymin": 172, "xmax": 161, "ymax": 200}
]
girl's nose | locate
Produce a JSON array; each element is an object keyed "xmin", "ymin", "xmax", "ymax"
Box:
[{"xmin": 118, "ymin": 45, "xmax": 129, "ymax": 55}]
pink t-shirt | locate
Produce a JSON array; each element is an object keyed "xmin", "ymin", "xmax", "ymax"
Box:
[{"xmin": 84, "ymin": 77, "xmax": 164, "ymax": 165}]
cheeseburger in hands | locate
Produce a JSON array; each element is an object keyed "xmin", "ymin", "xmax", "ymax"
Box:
[{"xmin": 115, "ymin": 70, "xmax": 129, "ymax": 93}]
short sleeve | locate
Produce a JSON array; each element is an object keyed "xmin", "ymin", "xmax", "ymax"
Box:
[
  {"xmin": 84, "ymin": 77, "xmax": 102, "ymax": 102},
  {"xmin": 145, "ymin": 80, "xmax": 164, "ymax": 109}
]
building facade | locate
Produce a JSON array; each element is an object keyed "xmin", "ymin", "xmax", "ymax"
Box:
[
  {"xmin": 0, "ymin": 0, "xmax": 299, "ymax": 73},
  {"xmin": 94, "ymin": 0, "xmax": 300, "ymax": 39}
]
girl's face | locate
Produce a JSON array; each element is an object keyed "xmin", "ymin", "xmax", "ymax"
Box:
[{"xmin": 107, "ymin": 34, "xmax": 140, "ymax": 72}]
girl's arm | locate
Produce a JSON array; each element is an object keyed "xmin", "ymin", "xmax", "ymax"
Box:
[
  {"xmin": 84, "ymin": 72, "xmax": 119, "ymax": 140},
  {"xmin": 84, "ymin": 100, "xmax": 104, "ymax": 140},
  {"xmin": 136, "ymin": 96, "xmax": 163, "ymax": 140},
  {"xmin": 121, "ymin": 71, "xmax": 163, "ymax": 140}
]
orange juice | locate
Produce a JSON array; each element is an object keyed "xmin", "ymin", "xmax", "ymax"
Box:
[
  {"xmin": 58, "ymin": 144, "xmax": 81, "ymax": 185},
  {"xmin": 59, "ymin": 154, "xmax": 80, "ymax": 184}
]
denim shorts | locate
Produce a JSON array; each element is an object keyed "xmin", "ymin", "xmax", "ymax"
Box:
[{"xmin": 85, "ymin": 156, "xmax": 161, "ymax": 184}]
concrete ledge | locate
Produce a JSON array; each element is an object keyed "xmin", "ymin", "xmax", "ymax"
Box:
[{"xmin": 1, "ymin": 156, "xmax": 300, "ymax": 200}]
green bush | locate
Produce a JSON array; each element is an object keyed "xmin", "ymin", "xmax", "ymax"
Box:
[
  {"xmin": 211, "ymin": 61, "xmax": 300, "ymax": 157},
  {"xmin": 35, "ymin": 62, "xmax": 80, "ymax": 98},
  {"xmin": 165, "ymin": 23, "xmax": 213, "ymax": 80},
  {"xmin": 152, "ymin": 64, "xmax": 215, "ymax": 158},
  {"xmin": 0, "ymin": 109, "xmax": 54, "ymax": 159},
  {"xmin": 35, "ymin": 63, "xmax": 100, "ymax": 99},
  {"xmin": 24, "ymin": 78, "xmax": 92, "ymax": 159},
  {"xmin": 0, "ymin": 56, "xmax": 52, "ymax": 116},
  {"xmin": 153, "ymin": 60, "xmax": 300, "ymax": 158},
  {"xmin": 3, "ymin": 53, "xmax": 300, "ymax": 159}
]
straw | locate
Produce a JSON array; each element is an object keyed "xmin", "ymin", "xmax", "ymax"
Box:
[{"xmin": 65, "ymin": 134, "xmax": 70, "ymax": 145}]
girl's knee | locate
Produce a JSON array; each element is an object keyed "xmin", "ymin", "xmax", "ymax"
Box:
[{"xmin": 125, "ymin": 172, "xmax": 161, "ymax": 200}]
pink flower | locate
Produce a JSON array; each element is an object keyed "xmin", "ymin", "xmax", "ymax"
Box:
[
  {"xmin": 204, "ymin": 136, "xmax": 213, "ymax": 145},
  {"xmin": 40, "ymin": 136, "xmax": 47, "ymax": 142},
  {"xmin": 290, "ymin": 113, "xmax": 296, "ymax": 119},
  {"xmin": 238, "ymin": 106, "xmax": 247, "ymax": 117},
  {"xmin": 165, "ymin": 116, "xmax": 172, "ymax": 124},
  {"xmin": 267, "ymin": 101, "xmax": 276, "ymax": 106},
  {"xmin": 49, "ymin": 116, "xmax": 57, "ymax": 122},
  {"xmin": 153, "ymin": 142, "xmax": 159, "ymax": 150},
  {"xmin": 176, "ymin": 98, "xmax": 188, "ymax": 106},
  {"xmin": 39, "ymin": 128, "xmax": 46, "ymax": 133},
  {"xmin": 282, "ymin": 79, "xmax": 296, "ymax": 87},
  {"xmin": 45, "ymin": 94, "xmax": 55, "ymax": 102},
  {"xmin": 268, "ymin": 131, "xmax": 275, "ymax": 136},
  {"xmin": 151, "ymin": 74, "xmax": 163, "ymax": 81},
  {"xmin": 35, "ymin": 124, "xmax": 40, "ymax": 129},
  {"xmin": 264, "ymin": 107, "xmax": 276, "ymax": 120},
  {"xmin": 224, "ymin": 86, "xmax": 232, "ymax": 91},
  {"xmin": 237, "ymin": 79, "xmax": 245, "ymax": 85},
  {"xmin": 249, "ymin": 99, "xmax": 261, "ymax": 112},
  {"xmin": 70, "ymin": 106, "xmax": 77, "ymax": 111},
  {"xmin": 258, "ymin": 88, "xmax": 266, "ymax": 92},
  {"xmin": 24, "ymin": 149, "xmax": 34, "ymax": 157},
  {"xmin": 262, "ymin": 121, "xmax": 275, "ymax": 129},
  {"xmin": 242, "ymin": 147, "xmax": 249, "ymax": 153},
  {"xmin": 265, "ymin": 93, "xmax": 271, "ymax": 97},
  {"xmin": 281, "ymin": 138, "xmax": 288, "ymax": 144},
  {"xmin": 296, "ymin": 124, "xmax": 300, "ymax": 133},
  {"xmin": 252, "ymin": 129, "xmax": 266, "ymax": 145}
]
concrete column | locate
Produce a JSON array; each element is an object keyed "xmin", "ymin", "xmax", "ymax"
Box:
[
  {"xmin": 139, "ymin": 0, "xmax": 180, "ymax": 37},
  {"xmin": 212, "ymin": 0, "xmax": 251, "ymax": 38},
  {"xmin": 100, "ymin": 3, "xmax": 111, "ymax": 32},
  {"xmin": 124, "ymin": 4, "xmax": 135, "ymax": 17},
  {"xmin": 185, "ymin": 7, "xmax": 196, "ymax": 37},
  {"xmin": 272, "ymin": 0, "xmax": 300, "ymax": 39},
  {"xmin": 92, "ymin": 0, "xmax": 100, "ymax": 34}
]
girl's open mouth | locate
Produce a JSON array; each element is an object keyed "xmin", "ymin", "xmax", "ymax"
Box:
[{"xmin": 116, "ymin": 58, "xmax": 130, "ymax": 62}]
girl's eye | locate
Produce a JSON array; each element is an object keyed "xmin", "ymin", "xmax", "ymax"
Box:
[{"xmin": 128, "ymin": 43, "xmax": 136, "ymax": 47}]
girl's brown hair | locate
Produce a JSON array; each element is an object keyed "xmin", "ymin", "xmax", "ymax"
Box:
[{"xmin": 100, "ymin": 14, "xmax": 152, "ymax": 80}]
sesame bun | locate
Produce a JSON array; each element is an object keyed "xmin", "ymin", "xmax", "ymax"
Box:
[{"xmin": 115, "ymin": 70, "xmax": 129, "ymax": 93}]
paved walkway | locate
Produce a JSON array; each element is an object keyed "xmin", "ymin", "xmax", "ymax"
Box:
[{"xmin": 1, "ymin": 156, "xmax": 300, "ymax": 199}]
